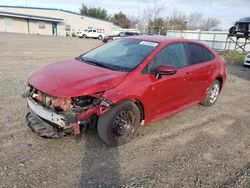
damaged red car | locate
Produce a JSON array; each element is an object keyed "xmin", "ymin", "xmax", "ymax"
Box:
[{"xmin": 24, "ymin": 36, "xmax": 226, "ymax": 146}]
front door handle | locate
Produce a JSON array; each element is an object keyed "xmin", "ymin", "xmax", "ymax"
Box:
[
  {"xmin": 184, "ymin": 72, "xmax": 192, "ymax": 80},
  {"xmin": 185, "ymin": 72, "xmax": 192, "ymax": 77}
]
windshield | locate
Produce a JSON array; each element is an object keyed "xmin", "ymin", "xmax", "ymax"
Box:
[{"xmin": 80, "ymin": 39, "xmax": 158, "ymax": 72}]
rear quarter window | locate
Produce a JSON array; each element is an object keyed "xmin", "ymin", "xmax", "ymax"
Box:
[
  {"xmin": 187, "ymin": 43, "xmax": 214, "ymax": 65},
  {"xmin": 203, "ymin": 47, "xmax": 215, "ymax": 62}
]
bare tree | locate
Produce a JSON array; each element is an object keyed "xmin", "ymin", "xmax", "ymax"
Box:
[
  {"xmin": 128, "ymin": 15, "xmax": 139, "ymax": 29},
  {"xmin": 136, "ymin": 4, "xmax": 221, "ymax": 33},
  {"xmin": 201, "ymin": 17, "xmax": 221, "ymax": 30},
  {"xmin": 187, "ymin": 12, "xmax": 221, "ymax": 30},
  {"xmin": 142, "ymin": 0, "xmax": 166, "ymax": 33},
  {"xmin": 188, "ymin": 12, "xmax": 203, "ymax": 30},
  {"xmin": 169, "ymin": 10, "xmax": 187, "ymax": 30}
]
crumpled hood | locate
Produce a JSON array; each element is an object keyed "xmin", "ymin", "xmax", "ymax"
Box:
[{"xmin": 28, "ymin": 60, "xmax": 128, "ymax": 97}]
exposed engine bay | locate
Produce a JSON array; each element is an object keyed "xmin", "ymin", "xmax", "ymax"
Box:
[{"xmin": 23, "ymin": 83, "xmax": 113, "ymax": 138}]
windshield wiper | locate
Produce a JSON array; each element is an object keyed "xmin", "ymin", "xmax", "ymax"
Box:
[
  {"xmin": 80, "ymin": 57, "xmax": 115, "ymax": 70},
  {"xmin": 75, "ymin": 56, "xmax": 84, "ymax": 62}
]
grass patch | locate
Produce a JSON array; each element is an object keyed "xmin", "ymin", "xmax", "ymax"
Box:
[{"xmin": 217, "ymin": 51, "xmax": 245, "ymax": 63}]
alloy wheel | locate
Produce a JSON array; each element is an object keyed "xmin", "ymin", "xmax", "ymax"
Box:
[{"xmin": 209, "ymin": 83, "xmax": 220, "ymax": 104}]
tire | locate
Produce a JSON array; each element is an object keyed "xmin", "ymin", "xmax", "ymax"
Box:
[
  {"xmin": 97, "ymin": 101, "xmax": 140, "ymax": 146},
  {"xmin": 98, "ymin": 35, "xmax": 103, "ymax": 40},
  {"xmin": 229, "ymin": 26, "xmax": 236, "ymax": 34},
  {"xmin": 202, "ymin": 80, "xmax": 221, "ymax": 107},
  {"xmin": 108, "ymin": 39, "xmax": 113, "ymax": 43},
  {"xmin": 82, "ymin": 34, "xmax": 87, "ymax": 39}
]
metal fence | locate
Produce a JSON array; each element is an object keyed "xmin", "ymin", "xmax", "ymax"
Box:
[{"xmin": 166, "ymin": 30, "xmax": 250, "ymax": 52}]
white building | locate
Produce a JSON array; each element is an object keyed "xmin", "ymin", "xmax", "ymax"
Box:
[{"xmin": 0, "ymin": 5, "xmax": 114, "ymax": 36}]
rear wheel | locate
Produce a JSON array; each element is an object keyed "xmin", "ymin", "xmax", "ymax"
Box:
[
  {"xmin": 202, "ymin": 80, "xmax": 221, "ymax": 106},
  {"xmin": 98, "ymin": 35, "xmax": 103, "ymax": 40},
  {"xmin": 97, "ymin": 101, "xmax": 140, "ymax": 146}
]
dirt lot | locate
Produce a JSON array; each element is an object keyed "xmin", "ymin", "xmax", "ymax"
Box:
[{"xmin": 0, "ymin": 33, "xmax": 249, "ymax": 188}]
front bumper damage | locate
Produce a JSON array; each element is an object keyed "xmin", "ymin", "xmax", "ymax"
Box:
[
  {"xmin": 27, "ymin": 97, "xmax": 66, "ymax": 127},
  {"xmin": 26, "ymin": 112, "xmax": 66, "ymax": 138},
  {"xmin": 24, "ymin": 84, "xmax": 113, "ymax": 138}
]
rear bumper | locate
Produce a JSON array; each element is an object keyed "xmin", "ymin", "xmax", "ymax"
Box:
[{"xmin": 244, "ymin": 60, "xmax": 250, "ymax": 65}]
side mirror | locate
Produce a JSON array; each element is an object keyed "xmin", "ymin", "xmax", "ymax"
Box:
[
  {"xmin": 156, "ymin": 65, "xmax": 177, "ymax": 79},
  {"xmin": 157, "ymin": 65, "xmax": 177, "ymax": 75}
]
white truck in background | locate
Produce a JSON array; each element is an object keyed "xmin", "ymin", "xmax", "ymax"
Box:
[{"xmin": 79, "ymin": 29, "xmax": 105, "ymax": 40}]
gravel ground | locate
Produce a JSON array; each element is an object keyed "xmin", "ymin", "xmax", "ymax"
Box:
[{"xmin": 0, "ymin": 33, "xmax": 249, "ymax": 188}]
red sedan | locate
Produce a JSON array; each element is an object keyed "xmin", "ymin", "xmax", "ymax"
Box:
[{"xmin": 24, "ymin": 36, "xmax": 226, "ymax": 146}]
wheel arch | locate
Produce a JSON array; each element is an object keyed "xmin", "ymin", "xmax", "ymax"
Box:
[
  {"xmin": 110, "ymin": 97, "xmax": 146, "ymax": 124},
  {"xmin": 215, "ymin": 76, "xmax": 223, "ymax": 92},
  {"xmin": 129, "ymin": 99, "xmax": 145, "ymax": 123}
]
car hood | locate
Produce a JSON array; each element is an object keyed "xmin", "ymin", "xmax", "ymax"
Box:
[{"xmin": 28, "ymin": 60, "xmax": 128, "ymax": 97}]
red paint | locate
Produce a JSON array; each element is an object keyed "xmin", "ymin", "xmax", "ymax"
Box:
[
  {"xmin": 76, "ymin": 106, "xmax": 110, "ymax": 120},
  {"xmin": 76, "ymin": 107, "xmax": 99, "ymax": 120},
  {"xmin": 27, "ymin": 36, "xmax": 226, "ymax": 125}
]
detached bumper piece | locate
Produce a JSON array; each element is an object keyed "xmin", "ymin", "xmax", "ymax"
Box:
[{"xmin": 26, "ymin": 112, "xmax": 67, "ymax": 139}]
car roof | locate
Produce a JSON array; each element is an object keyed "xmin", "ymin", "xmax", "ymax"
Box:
[
  {"xmin": 126, "ymin": 35, "xmax": 189, "ymax": 43},
  {"xmin": 238, "ymin": 17, "xmax": 250, "ymax": 22}
]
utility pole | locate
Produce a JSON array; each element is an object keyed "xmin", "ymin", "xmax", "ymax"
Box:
[{"xmin": 166, "ymin": 16, "xmax": 170, "ymax": 35}]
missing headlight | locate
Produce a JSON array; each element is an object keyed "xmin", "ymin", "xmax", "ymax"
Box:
[
  {"xmin": 100, "ymin": 99, "xmax": 113, "ymax": 107},
  {"xmin": 72, "ymin": 96, "xmax": 95, "ymax": 107}
]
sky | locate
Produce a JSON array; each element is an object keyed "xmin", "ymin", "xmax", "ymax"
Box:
[{"xmin": 1, "ymin": 0, "xmax": 250, "ymax": 30}]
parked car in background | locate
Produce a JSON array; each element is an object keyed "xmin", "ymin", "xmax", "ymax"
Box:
[
  {"xmin": 24, "ymin": 36, "xmax": 226, "ymax": 146},
  {"xmin": 103, "ymin": 31, "xmax": 139, "ymax": 43},
  {"xmin": 244, "ymin": 53, "xmax": 250, "ymax": 66},
  {"xmin": 229, "ymin": 17, "xmax": 250, "ymax": 35},
  {"xmin": 79, "ymin": 29, "xmax": 105, "ymax": 40}
]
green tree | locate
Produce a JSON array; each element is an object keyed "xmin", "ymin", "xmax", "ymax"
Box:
[
  {"xmin": 148, "ymin": 18, "xmax": 165, "ymax": 35},
  {"xmin": 112, "ymin": 11, "xmax": 131, "ymax": 28},
  {"xmin": 80, "ymin": 3, "xmax": 109, "ymax": 20}
]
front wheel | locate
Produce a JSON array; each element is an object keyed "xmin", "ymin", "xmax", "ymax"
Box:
[
  {"xmin": 202, "ymin": 80, "xmax": 221, "ymax": 106},
  {"xmin": 229, "ymin": 26, "xmax": 236, "ymax": 34},
  {"xmin": 97, "ymin": 101, "xmax": 141, "ymax": 146}
]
